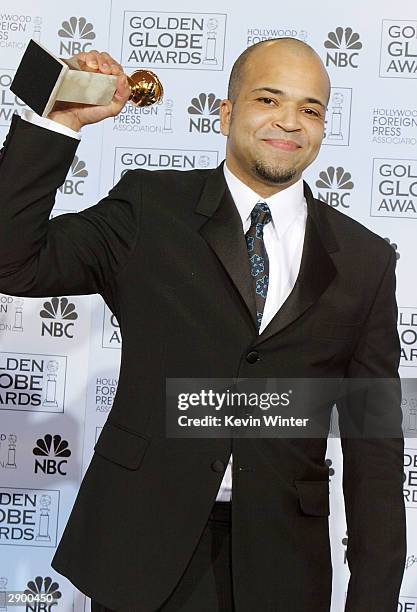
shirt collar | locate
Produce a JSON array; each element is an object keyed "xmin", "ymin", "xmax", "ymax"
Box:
[{"xmin": 223, "ymin": 162, "xmax": 305, "ymax": 239}]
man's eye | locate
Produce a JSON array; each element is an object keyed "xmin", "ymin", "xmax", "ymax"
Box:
[
  {"xmin": 258, "ymin": 97, "xmax": 274, "ymax": 105},
  {"xmin": 303, "ymin": 108, "xmax": 320, "ymax": 117}
]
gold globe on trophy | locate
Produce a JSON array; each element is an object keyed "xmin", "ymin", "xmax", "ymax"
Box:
[{"xmin": 127, "ymin": 70, "xmax": 164, "ymax": 107}]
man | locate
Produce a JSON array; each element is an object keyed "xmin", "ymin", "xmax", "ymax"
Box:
[{"xmin": 0, "ymin": 39, "xmax": 406, "ymax": 611}]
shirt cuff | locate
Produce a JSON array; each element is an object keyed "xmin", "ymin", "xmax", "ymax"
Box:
[{"xmin": 20, "ymin": 109, "xmax": 81, "ymax": 140}]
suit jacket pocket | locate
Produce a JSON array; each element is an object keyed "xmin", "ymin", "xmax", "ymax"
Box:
[
  {"xmin": 93, "ymin": 422, "xmax": 150, "ymax": 470},
  {"xmin": 294, "ymin": 480, "xmax": 330, "ymax": 516}
]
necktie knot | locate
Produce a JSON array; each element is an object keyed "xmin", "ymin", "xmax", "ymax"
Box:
[{"xmin": 250, "ymin": 201, "xmax": 272, "ymax": 228}]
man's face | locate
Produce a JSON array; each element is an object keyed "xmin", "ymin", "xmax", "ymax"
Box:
[{"xmin": 220, "ymin": 43, "xmax": 329, "ymax": 195}]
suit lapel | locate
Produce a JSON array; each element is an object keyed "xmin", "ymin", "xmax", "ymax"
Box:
[
  {"xmin": 253, "ymin": 182, "xmax": 338, "ymax": 346},
  {"xmin": 195, "ymin": 166, "xmax": 339, "ymax": 341},
  {"xmin": 195, "ymin": 164, "xmax": 257, "ymax": 327}
]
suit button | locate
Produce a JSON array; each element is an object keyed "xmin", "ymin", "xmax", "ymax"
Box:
[
  {"xmin": 246, "ymin": 350, "xmax": 259, "ymax": 364},
  {"xmin": 211, "ymin": 460, "xmax": 225, "ymax": 473}
]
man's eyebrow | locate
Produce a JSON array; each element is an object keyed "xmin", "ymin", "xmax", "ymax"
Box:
[{"xmin": 251, "ymin": 87, "xmax": 326, "ymax": 109}]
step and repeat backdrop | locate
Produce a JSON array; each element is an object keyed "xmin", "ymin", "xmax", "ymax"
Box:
[{"xmin": 0, "ymin": 0, "xmax": 417, "ymax": 610}]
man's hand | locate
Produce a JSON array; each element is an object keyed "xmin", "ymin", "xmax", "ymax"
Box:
[{"xmin": 47, "ymin": 51, "xmax": 130, "ymax": 132}]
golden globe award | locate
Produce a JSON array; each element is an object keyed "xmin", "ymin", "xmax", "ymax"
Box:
[
  {"xmin": 10, "ymin": 39, "xmax": 163, "ymax": 117},
  {"xmin": 126, "ymin": 69, "xmax": 163, "ymax": 107}
]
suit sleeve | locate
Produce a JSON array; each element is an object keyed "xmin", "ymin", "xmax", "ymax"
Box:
[
  {"xmin": 338, "ymin": 247, "xmax": 406, "ymax": 612},
  {"xmin": 0, "ymin": 114, "xmax": 140, "ymax": 297}
]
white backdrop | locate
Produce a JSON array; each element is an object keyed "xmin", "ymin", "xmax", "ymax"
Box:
[{"xmin": 0, "ymin": 0, "xmax": 417, "ymax": 610}]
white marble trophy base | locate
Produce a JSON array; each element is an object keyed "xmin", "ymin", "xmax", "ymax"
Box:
[{"xmin": 56, "ymin": 69, "xmax": 118, "ymax": 106}]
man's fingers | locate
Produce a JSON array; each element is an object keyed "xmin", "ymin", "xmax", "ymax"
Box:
[
  {"xmin": 91, "ymin": 52, "xmax": 123, "ymax": 75},
  {"xmin": 110, "ymin": 61, "xmax": 124, "ymax": 76},
  {"xmin": 70, "ymin": 51, "xmax": 123, "ymax": 75},
  {"xmin": 114, "ymin": 74, "xmax": 130, "ymax": 104}
]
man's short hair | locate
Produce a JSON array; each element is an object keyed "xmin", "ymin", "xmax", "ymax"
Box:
[{"xmin": 227, "ymin": 37, "xmax": 327, "ymax": 101}]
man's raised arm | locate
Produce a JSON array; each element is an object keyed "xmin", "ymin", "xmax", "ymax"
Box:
[{"xmin": 0, "ymin": 51, "xmax": 137, "ymax": 298}]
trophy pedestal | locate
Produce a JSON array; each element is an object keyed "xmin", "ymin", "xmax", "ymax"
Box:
[{"xmin": 11, "ymin": 39, "xmax": 118, "ymax": 117}]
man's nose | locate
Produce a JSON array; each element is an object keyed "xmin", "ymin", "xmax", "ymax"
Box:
[{"xmin": 272, "ymin": 106, "xmax": 301, "ymax": 131}]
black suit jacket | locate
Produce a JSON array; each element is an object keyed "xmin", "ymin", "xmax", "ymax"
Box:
[{"xmin": 0, "ymin": 115, "xmax": 406, "ymax": 612}]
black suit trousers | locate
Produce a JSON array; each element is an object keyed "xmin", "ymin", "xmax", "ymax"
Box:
[{"xmin": 91, "ymin": 502, "xmax": 235, "ymax": 612}]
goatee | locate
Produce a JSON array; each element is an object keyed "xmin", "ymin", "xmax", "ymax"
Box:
[{"xmin": 252, "ymin": 160, "xmax": 297, "ymax": 185}]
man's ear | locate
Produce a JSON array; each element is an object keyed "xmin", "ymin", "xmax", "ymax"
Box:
[{"xmin": 219, "ymin": 99, "xmax": 233, "ymax": 137}]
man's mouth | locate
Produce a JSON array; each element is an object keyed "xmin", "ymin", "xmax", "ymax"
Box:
[{"xmin": 262, "ymin": 139, "xmax": 301, "ymax": 151}]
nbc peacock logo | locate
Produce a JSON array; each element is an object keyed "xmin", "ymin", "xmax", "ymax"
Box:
[
  {"xmin": 40, "ymin": 297, "xmax": 78, "ymax": 339},
  {"xmin": 325, "ymin": 458, "xmax": 335, "ymax": 480},
  {"xmin": 59, "ymin": 155, "xmax": 88, "ymax": 196},
  {"xmin": 23, "ymin": 576, "xmax": 62, "ymax": 609},
  {"xmin": 188, "ymin": 93, "xmax": 221, "ymax": 134},
  {"xmin": 315, "ymin": 166, "xmax": 354, "ymax": 208},
  {"xmin": 58, "ymin": 16, "xmax": 96, "ymax": 56},
  {"xmin": 324, "ymin": 27, "xmax": 362, "ymax": 68},
  {"xmin": 33, "ymin": 434, "xmax": 71, "ymax": 476},
  {"xmin": 383, "ymin": 237, "xmax": 400, "ymax": 260}
]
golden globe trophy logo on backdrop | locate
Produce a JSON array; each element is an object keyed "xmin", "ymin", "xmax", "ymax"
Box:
[
  {"xmin": 113, "ymin": 147, "xmax": 219, "ymax": 181},
  {"xmin": 403, "ymin": 397, "xmax": 417, "ymax": 438},
  {"xmin": 371, "ymin": 158, "xmax": 417, "ymax": 218},
  {"xmin": 0, "ymin": 353, "xmax": 67, "ymax": 413},
  {"xmin": 121, "ymin": 12, "xmax": 226, "ymax": 70},
  {"xmin": 315, "ymin": 166, "xmax": 354, "ymax": 209},
  {"xmin": 380, "ymin": 20, "xmax": 417, "ymax": 78},
  {"xmin": 322, "ymin": 88, "xmax": 352, "ymax": 147},
  {"xmin": 324, "ymin": 27, "xmax": 362, "ymax": 69},
  {"xmin": 0, "ymin": 296, "xmax": 24, "ymax": 334},
  {"xmin": 0, "ymin": 488, "xmax": 60, "ymax": 546},
  {"xmin": 0, "ymin": 433, "xmax": 18, "ymax": 470}
]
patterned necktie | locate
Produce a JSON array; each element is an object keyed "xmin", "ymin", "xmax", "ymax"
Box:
[{"xmin": 245, "ymin": 201, "xmax": 272, "ymax": 331}]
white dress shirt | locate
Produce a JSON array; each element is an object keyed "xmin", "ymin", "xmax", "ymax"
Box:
[
  {"xmin": 21, "ymin": 109, "xmax": 81, "ymax": 139},
  {"xmin": 19, "ymin": 110, "xmax": 308, "ymax": 502},
  {"xmin": 216, "ymin": 163, "xmax": 307, "ymax": 501}
]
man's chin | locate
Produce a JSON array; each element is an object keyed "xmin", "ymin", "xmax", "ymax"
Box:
[{"xmin": 252, "ymin": 161, "xmax": 298, "ymax": 185}]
